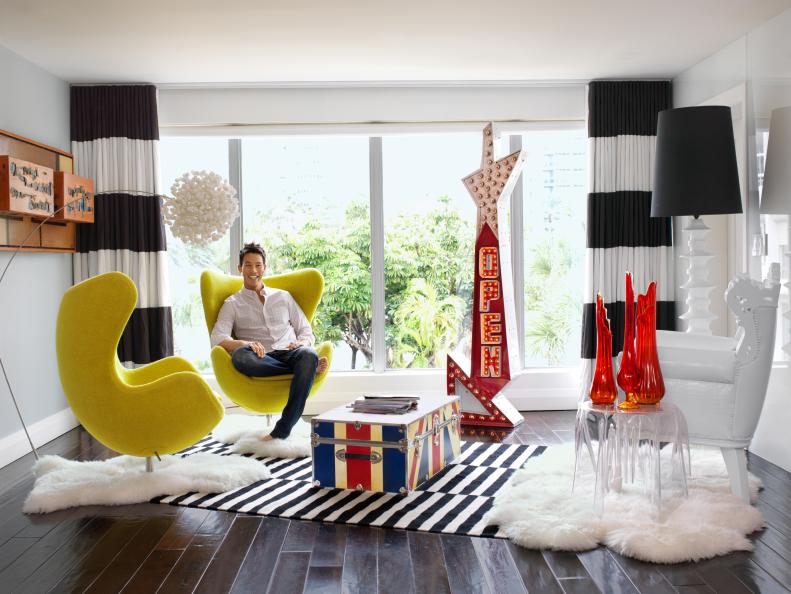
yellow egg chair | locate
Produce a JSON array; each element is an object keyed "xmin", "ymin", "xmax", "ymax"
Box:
[
  {"xmin": 56, "ymin": 271, "xmax": 224, "ymax": 464},
  {"xmin": 200, "ymin": 268, "xmax": 333, "ymax": 415}
]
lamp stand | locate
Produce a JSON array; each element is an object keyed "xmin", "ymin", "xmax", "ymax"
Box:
[
  {"xmin": 0, "ymin": 358, "xmax": 39, "ymax": 460},
  {"xmin": 679, "ymin": 216, "xmax": 716, "ymax": 334}
]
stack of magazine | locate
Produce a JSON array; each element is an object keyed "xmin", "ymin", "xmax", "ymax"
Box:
[{"xmin": 349, "ymin": 394, "xmax": 420, "ymax": 415}]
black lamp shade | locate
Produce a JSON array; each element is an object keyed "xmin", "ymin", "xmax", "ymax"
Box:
[{"xmin": 651, "ymin": 106, "xmax": 742, "ymax": 217}]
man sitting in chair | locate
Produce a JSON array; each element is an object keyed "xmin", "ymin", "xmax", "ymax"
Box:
[{"xmin": 210, "ymin": 243, "xmax": 329, "ymax": 441}]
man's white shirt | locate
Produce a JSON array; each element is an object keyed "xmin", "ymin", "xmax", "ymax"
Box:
[{"xmin": 210, "ymin": 285, "xmax": 315, "ymax": 352}]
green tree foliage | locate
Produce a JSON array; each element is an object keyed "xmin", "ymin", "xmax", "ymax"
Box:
[
  {"xmin": 170, "ymin": 193, "xmax": 579, "ymax": 370},
  {"xmin": 392, "ymin": 279, "xmax": 465, "ymax": 368},
  {"xmin": 524, "ymin": 239, "xmax": 580, "ymax": 365},
  {"xmin": 249, "ymin": 196, "xmax": 474, "ymax": 369}
]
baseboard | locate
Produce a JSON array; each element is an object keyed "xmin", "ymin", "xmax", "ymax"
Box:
[
  {"xmin": 508, "ymin": 394, "xmax": 578, "ymax": 410},
  {"xmin": 0, "ymin": 407, "xmax": 79, "ymax": 468}
]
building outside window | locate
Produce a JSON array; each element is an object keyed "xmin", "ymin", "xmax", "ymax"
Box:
[{"xmin": 520, "ymin": 129, "xmax": 588, "ymax": 367}]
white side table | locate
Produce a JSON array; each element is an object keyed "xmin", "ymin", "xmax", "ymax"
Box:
[{"xmin": 573, "ymin": 400, "xmax": 690, "ymax": 511}]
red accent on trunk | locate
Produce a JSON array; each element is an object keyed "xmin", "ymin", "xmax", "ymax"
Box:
[
  {"xmin": 345, "ymin": 423, "xmax": 372, "ymax": 490},
  {"xmin": 408, "ymin": 418, "xmax": 425, "ymax": 488}
]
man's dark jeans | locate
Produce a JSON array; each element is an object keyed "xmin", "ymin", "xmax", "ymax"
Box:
[{"xmin": 231, "ymin": 346, "xmax": 319, "ymax": 439}]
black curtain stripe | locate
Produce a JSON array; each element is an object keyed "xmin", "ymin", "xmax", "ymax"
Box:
[
  {"xmin": 588, "ymin": 81, "xmax": 672, "ymax": 138},
  {"xmin": 70, "ymin": 85, "xmax": 159, "ymax": 142},
  {"xmin": 72, "ymin": 84, "xmax": 172, "ymax": 365},
  {"xmin": 587, "ymin": 191, "xmax": 673, "ymax": 248},
  {"xmin": 76, "ymin": 193, "xmax": 166, "ymax": 253},
  {"xmin": 582, "ymin": 80, "xmax": 675, "ymax": 362},
  {"xmin": 580, "ymin": 300, "xmax": 676, "ymax": 360},
  {"xmin": 118, "ymin": 307, "xmax": 174, "ymax": 365}
]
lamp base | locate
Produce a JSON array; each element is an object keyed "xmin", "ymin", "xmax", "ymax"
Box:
[{"xmin": 679, "ymin": 216, "xmax": 716, "ymax": 335}]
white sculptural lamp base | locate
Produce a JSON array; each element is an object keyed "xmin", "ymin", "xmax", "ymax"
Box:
[{"xmin": 679, "ymin": 216, "xmax": 716, "ymax": 334}]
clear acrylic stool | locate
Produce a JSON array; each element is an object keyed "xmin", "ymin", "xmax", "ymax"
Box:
[{"xmin": 573, "ymin": 400, "xmax": 690, "ymax": 512}]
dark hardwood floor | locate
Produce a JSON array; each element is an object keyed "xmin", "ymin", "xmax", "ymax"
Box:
[{"xmin": 0, "ymin": 411, "xmax": 790, "ymax": 593}]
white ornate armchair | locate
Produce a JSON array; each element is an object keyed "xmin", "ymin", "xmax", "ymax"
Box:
[{"xmin": 657, "ymin": 274, "xmax": 780, "ymax": 502}]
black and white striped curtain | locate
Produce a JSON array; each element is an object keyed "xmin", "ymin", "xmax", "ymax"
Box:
[
  {"xmin": 581, "ymin": 81, "xmax": 675, "ymax": 379},
  {"xmin": 70, "ymin": 85, "xmax": 173, "ymax": 366}
]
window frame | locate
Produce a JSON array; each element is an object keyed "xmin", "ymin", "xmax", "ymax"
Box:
[{"xmin": 160, "ymin": 121, "xmax": 586, "ymax": 406}]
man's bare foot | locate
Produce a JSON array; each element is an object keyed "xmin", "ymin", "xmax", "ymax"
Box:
[
  {"xmin": 260, "ymin": 434, "xmax": 274, "ymax": 442},
  {"xmin": 317, "ymin": 356, "xmax": 329, "ymax": 374}
]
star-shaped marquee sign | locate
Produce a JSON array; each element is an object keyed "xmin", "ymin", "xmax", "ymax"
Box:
[{"xmin": 447, "ymin": 123, "xmax": 526, "ymax": 428}]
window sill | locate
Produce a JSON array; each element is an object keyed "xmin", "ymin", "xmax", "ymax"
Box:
[{"xmin": 202, "ymin": 366, "xmax": 581, "ymax": 413}]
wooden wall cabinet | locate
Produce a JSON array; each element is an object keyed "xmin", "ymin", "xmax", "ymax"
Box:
[
  {"xmin": 54, "ymin": 172, "xmax": 94, "ymax": 223},
  {"xmin": 0, "ymin": 156, "xmax": 55, "ymax": 218},
  {"xmin": 0, "ymin": 129, "xmax": 86, "ymax": 253}
]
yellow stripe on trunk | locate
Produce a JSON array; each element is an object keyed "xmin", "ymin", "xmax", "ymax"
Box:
[
  {"xmin": 334, "ymin": 422, "xmax": 347, "ymax": 490},
  {"xmin": 370, "ymin": 424, "xmax": 383, "ymax": 492}
]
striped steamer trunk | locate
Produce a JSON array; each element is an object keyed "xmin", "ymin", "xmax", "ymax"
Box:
[
  {"xmin": 312, "ymin": 395, "xmax": 461, "ymax": 494},
  {"xmin": 70, "ymin": 85, "xmax": 172, "ymax": 366},
  {"xmin": 581, "ymin": 81, "xmax": 675, "ymax": 388}
]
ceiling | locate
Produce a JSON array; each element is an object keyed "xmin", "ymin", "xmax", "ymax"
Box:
[{"xmin": 1, "ymin": 0, "xmax": 790, "ymax": 84}]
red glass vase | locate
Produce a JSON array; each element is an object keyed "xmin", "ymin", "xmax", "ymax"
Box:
[
  {"xmin": 634, "ymin": 281, "xmax": 665, "ymax": 404},
  {"xmin": 590, "ymin": 293, "xmax": 617, "ymax": 405},
  {"xmin": 617, "ymin": 272, "xmax": 640, "ymax": 409}
]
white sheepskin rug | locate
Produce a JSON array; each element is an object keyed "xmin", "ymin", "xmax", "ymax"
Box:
[
  {"xmin": 212, "ymin": 413, "xmax": 312, "ymax": 459},
  {"xmin": 24, "ymin": 453, "xmax": 270, "ymax": 514},
  {"xmin": 485, "ymin": 443, "xmax": 765, "ymax": 564}
]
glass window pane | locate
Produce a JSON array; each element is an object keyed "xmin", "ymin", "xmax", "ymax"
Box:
[
  {"xmin": 522, "ymin": 129, "xmax": 587, "ymax": 367},
  {"xmin": 160, "ymin": 136, "xmax": 231, "ymax": 372},
  {"xmin": 241, "ymin": 136, "xmax": 371, "ymax": 371},
  {"xmin": 382, "ymin": 133, "xmax": 479, "ymax": 369}
]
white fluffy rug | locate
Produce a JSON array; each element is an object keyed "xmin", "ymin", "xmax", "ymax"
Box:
[
  {"xmin": 212, "ymin": 414, "xmax": 312, "ymax": 458},
  {"xmin": 484, "ymin": 443, "xmax": 765, "ymax": 564},
  {"xmin": 24, "ymin": 453, "xmax": 270, "ymax": 514}
]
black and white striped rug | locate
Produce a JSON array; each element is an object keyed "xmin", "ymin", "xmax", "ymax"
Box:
[{"xmin": 152, "ymin": 437, "xmax": 546, "ymax": 538}]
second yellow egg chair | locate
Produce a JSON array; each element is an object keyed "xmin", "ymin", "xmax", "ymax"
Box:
[{"xmin": 200, "ymin": 268, "xmax": 333, "ymax": 415}]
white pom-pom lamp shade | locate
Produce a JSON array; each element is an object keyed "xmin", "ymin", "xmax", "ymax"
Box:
[
  {"xmin": 760, "ymin": 106, "xmax": 791, "ymax": 215},
  {"xmin": 162, "ymin": 170, "xmax": 239, "ymax": 246}
]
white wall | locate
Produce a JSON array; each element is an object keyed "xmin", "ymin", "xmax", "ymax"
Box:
[
  {"xmin": 673, "ymin": 7, "xmax": 791, "ymax": 472},
  {"xmin": 0, "ymin": 44, "xmax": 76, "ymax": 462}
]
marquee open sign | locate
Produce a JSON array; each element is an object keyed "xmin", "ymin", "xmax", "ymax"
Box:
[
  {"xmin": 446, "ymin": 123, "xmax": 527, "ymax": 429},
  {"xmin": 0, "ymin": 156, "xmax": 55, "ymax": 218}
]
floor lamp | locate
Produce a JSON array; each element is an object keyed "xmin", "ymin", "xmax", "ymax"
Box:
[
  {"xmin": 651, "ymin": 105, "xmax": 744, "ymax": 334},
  {"xmin": 759, "ymin": 106, "xmax": 791, "ymax": 356}
]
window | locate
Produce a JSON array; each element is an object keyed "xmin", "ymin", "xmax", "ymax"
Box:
[
  {"xmin": 382, "ymin": 134, "xmax": 478, "ymax": 369},
  {"xmin": 160, "ymin": 137, "xmax": 231, "ymax": 371},
  {"xmin": 160, "ymin": 126, "xmax": 588, "ymax": 374},
  {"xmin": 520, "ymin": 129, "xmax": 588, "ymax": 367},
  {"xmin": 241, "ymin": 136, "xmax": 371, "ymax": 371}
]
